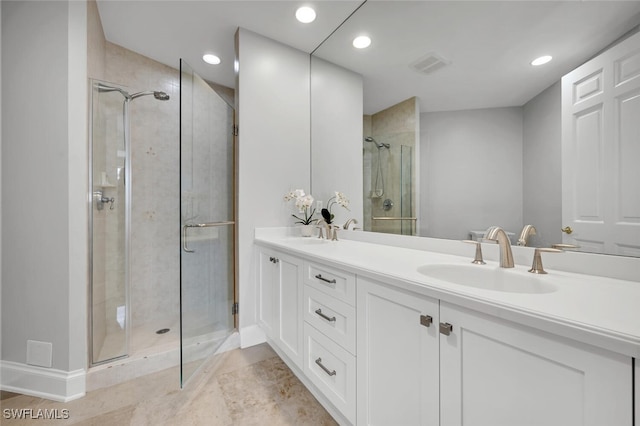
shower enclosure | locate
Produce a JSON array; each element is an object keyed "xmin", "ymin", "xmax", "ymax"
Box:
[
  {"xmin": 363, "ymin": 97, "xmax": 419, "ymax": 235},
  {"xmin": 363, "ymin": 135, "xmax": 416, "ymax": 235},
  {"xmin": 89, "ymin": 59, "xmax": 235, "ymax": 386}
]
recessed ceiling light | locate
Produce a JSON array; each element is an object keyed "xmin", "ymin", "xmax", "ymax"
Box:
[
  {"xmin": 295, "ymin": 6, "xmax": 316, "ymax": 23},
  {"xmin": 531, "ymin": 55, "xmax": 552, "ymax": 66},
  {"xmin": 353, "ymin": 35, "xmax": 371, "ymax": 49},
  {"xmin": 203, "ymin": 54, "xmax": 221, "ymax": 65}
]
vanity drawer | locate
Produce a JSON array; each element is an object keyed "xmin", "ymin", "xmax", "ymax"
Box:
[
  {"xmin": 304, "ymin": 322, "xmax": 356, "ymax": 424},
  {"xmin": 304, "ymin": 261, "xmax": 356, "ymax": 306},
  {"xmin": 304, "ymin": 285, "xmax": 356, "ymax": 355}
]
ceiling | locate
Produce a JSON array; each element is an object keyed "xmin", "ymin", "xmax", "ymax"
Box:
[
  {"xmin": 97, "ymin": 1, "xmax": 640, "ymax": 113},
  {"xmin": 312, "ymin": 1, "xmax": 640, "ymax": 113},
  {"xmin": 96, "ymin": 1, "xmax": 362, "ymax": 89}
]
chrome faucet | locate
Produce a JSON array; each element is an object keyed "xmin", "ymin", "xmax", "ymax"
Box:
[
  {"xmin": 517, "ymin": 224, "xmax": 537, "ymax": 246},
  {"xmin": 484, "ymin": 226, "xmax": 514, "ymax": 268},
  {"xmin": 343, "ymin": 218, "xmax": 359, "ymax": 230}
]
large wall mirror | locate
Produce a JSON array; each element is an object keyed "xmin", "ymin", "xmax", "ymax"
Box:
[{"xmin": 310, "ymin": 0, "xmax": 640, "ymax": 257}]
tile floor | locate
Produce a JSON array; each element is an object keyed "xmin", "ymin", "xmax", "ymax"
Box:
[{"xmin": 1, "ymin": 343, "xmax": 338, "ymax": 425}]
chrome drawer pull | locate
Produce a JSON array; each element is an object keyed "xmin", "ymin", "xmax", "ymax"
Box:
[
  {"xmin": 315, "ymin": 274, "xmax": 336, "ymax": 284},
  {"xmin": 420, "ymin": 314, "xmax": 433, "ymax": 327},
  {"xmin": 315, "ymin": 309, "xmax": 336, "ymax": 323},
  {"xmin": 439, "ymin": 322, "xmax": 453, "ymax": 336},
  {"xmin": 315, "ymin": 357, "xmax": 336, "ymax": 377}
]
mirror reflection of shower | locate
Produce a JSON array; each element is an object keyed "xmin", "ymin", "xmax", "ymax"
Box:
[
  {"xmin": 365, "ymin": 136, "xmax": 390, "ymax": 198},
  {"xmin": 363, "ymin": 96, "xmax": 419, "ymax": 236}
]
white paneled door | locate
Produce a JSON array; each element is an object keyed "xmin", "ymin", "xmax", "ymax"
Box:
[{"xmin": 562, "ymin": 31, "xmax": 640, "ymax": 256}]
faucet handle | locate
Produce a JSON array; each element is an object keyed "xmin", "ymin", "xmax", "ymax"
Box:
[
  {"xmin": 528, "ymin": 247, "xmax": 562, "ymax": 274},
  {"xmin": 331, "ymin": 226, "xmax": 339, "ymax": 241},
  {"xmin": 551, "ymin": 243, "xmax": 580, "ymax": 251},
  {"xmin": 343, "ymin": 218, "xmax": 359, "ymax": 230},
  {"xmin": 462, "ymin": 240, "xmax": 486, "ymax": 265}
]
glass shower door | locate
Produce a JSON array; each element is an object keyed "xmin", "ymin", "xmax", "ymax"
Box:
[
  {"xmin": 90, "ymin": 80, "xmax": 129, "ymax": 365},
  {"xmin": 180, "ymin": 60, "xmax": 235, "ymax": 386}
]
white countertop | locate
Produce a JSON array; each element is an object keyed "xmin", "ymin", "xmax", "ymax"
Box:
[{"xmin": 255, "ymin": 229, "xmax": 640, "ymax": 358}]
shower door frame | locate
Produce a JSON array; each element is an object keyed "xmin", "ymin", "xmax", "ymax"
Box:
[{"xmin": 88, "ymin": 79, "xmax": 131, "ymax": 366}]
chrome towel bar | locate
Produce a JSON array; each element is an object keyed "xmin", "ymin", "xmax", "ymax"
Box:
[{"xmin": 182, "ymin": 221, "xmax": 235, "ymax": 253}]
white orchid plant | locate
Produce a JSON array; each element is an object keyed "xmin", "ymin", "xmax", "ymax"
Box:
[
  {"xmin": 321, "ymin": 191, "xmax": 350, "ymax": 224},
  {"xmin": 284, "ymin": 189, "xmax": 316, "ymax": 225}
]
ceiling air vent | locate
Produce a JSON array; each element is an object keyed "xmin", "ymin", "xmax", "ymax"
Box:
[{"xmin": 410, "ymin": 52, "xmax": 451, "ymax": 75}]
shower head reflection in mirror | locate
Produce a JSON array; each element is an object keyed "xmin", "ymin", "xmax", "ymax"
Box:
[
  {"xmin": 365, "ymin": 136, "xmax": 390, "ymax": 198},
  {"xmin": 365, "ymin": 136, "xmax": 390, "ymax": 149}
]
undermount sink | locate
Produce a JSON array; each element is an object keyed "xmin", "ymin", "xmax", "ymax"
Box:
[{"xmin": 416, "ymin": 264, "xmax": 557, "ymax": 294}]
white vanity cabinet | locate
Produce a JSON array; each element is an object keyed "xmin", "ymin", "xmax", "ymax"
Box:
[
  {"xmin": 439, "ymin": 302, "xmax": 633, "ymax": 426},
  {"xmin": 255, "ymin": 239, "xmax": 636, "ymax": 426},
  {"xmin": 355, "ymin": 278, "xmax": 632, "ymax": 426},
  {"xmin": 302, "ymin": 261, "xmax": 357, "ymax": 424},
  {"xmin": 356, "ymin": 277, "xmax": 440, "ymax": 426},
  {"xmin": 256, "ymin": 248, "xmax": 304, "ymax": 368}
]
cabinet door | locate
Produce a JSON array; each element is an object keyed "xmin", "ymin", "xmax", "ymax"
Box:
[
  {"xmin": 275, "ymin": 252, "xmax": 304, "ymax": 368},
  {"xmin": 357, "ymin": 277, "xmax": 439, "ymax": 426},
  {"xmin": 440, "ymin": 302, "xmax": 632, "ymax": 426},
  {"xmin": 257, "ymin": 248, "xmax": 276, "ymax": 338},
  {"xmin": 633, "ymin": 358, "xmax": 640, "ymax": 425}
]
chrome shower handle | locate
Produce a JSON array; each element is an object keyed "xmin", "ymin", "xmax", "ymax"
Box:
[
  {"xmin": 182, "ymin": 224, "xmax": 195, "ymax": 253},
  {"xmin": 182, "ymin": 221, "xmax": 235, "ymax": 253},
  {"xmin": 101, "ymin": 196, "xmax": 115, "ymax": 210}
]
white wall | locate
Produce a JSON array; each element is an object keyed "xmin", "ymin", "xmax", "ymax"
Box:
[
  {"xmin": 310, "ymin": 56, "xmax": 363, "ymax": 227},
  {"xmin": 523, "ymin": 82, "xmax": 562, "ymax": 248},
  {"xmin": 1, "ymin": 0, "xmax": 87, "ymax": 399},
  {"xmin": 420, "ymin": 107, "xmax": 524, "ymax": 240},
  {"xmin": 236, "ymin": 29, "xmax": 311, "ymax": 346}
]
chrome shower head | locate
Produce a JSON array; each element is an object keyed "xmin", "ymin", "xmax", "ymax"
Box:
[
  {"xmin": 365, "ymin": 136, "xmax": 390, "ymax": 149},
  {"xmin": 153, "ymin": 91, "xmax": 170, "ymax": 101},
  {"xmin": 130, "ymin": 91, "xmax": 170, "ymax": 101},
  {"xmin": 95, "ymin": 83, "xmax": 170, "ymax": 102}
]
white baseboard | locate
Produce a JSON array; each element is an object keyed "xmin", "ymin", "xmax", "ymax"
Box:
[
  {"xmin": 239, "ymin": 324, "xmax": 266, "ymax": 348},
  {"xmin": 217, "ymin": 331, "xmax": 241, "ymax": 353},
  {"xmin": 0, "ymin": 360, "xmax": 85, "ymax": 402}
]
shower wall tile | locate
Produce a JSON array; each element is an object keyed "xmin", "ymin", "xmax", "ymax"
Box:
[
  {"xmin": 87, "ymin": 0, "xmax": 106, "ymax": 80},
  {"xmin": 369, "ymin": 97, "xmax": 418, "ymax": 235}
]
